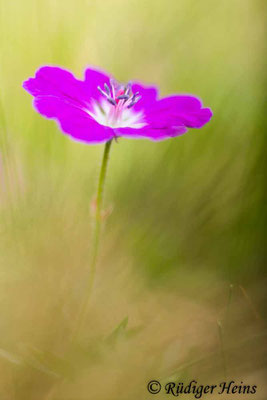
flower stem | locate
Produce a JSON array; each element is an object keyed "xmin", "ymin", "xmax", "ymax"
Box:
[{"xmin": 71, "ymin": 139, "xmax": 113, "ymax": 342}]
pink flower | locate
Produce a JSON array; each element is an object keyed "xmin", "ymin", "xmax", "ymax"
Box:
[{"xmin": 23, "ymin": 66, "xmax": 212, "ymax": 144}]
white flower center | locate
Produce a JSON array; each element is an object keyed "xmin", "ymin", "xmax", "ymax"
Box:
[
  {"xmin": 88, "ymin": 99, "xmax": 146, "ymax": 129},
  {"xmin": 85, "ymin": 79, "xmax": 146, "ymax": 129}
]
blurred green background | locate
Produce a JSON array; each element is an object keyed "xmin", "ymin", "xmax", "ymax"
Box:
[{"xmin": 0, "ymin": 0, "xmax": 266, "ymax": 399}]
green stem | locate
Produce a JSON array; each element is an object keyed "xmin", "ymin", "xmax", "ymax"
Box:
[
  {"xmin": 89, "ymin": 138, "xmax": 113, "ymax": 292},
  {"xmin": 71, "ymin": 139, "xmax": 113, "ymax": 342}
]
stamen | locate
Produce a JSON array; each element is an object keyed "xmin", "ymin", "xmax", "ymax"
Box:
[
  {"xmin": 124, "ymin": 82, "xmax": 132, "ymax": 96},
  {"xmin": 110, "ymin": 78, "xmax": 118, "ymax": 97},
  {"xmin": 104, "ymin": 83, "xmax": 110, "ymax": 96},
  {"xmin": 127, "ymin": 95, "xmax": 142, "ymax": 108},
  {"xmin": 97, "ymin": 86, "xmax": 109, "ymax": 98},
  {"xmin": 107, "ymin": 98, "xmax": 116, "ymax": 106},
  {"xmin": 117, "ymin": 94, "xmax": 130, "ymax": 100}
]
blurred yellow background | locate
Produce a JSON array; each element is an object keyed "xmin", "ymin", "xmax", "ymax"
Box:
[{"xmin": 0, "ymin": 0, "xmax": 266, "ymax": 399}]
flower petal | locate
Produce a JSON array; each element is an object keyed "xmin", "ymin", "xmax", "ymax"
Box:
[
  {"xmin": 116, "ymin": 125, "xmax": 187, "ymax": 141},
  {"xmin": 150, "ymin": 95, "xmax": 202, "ymax": 113},
  {"xmin": 23, "ymin": 66, "xmax": 92, "ymax": 109},
  {"xmin": 116, "ymin": 95, "xmax": 212, "ymax": 141},
  {"xmin": 34, "ymin": 95, "xmax": 114, "ymax": 144},
  {"xmin": 84, "ymin": 67, "xmax": 112, "ymax": 101},
  {"xmin": 176, "ymin": 107, "xmax": 213, "ymax": 128},
  {"xmin": 146, "ymin": 95, "xmax": 212, "ymax": 129},
  {"xmin": 131, "ymin": 82, "xmax": 158, "ymax": 111}
]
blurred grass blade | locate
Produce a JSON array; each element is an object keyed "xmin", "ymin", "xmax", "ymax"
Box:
[
  {"xmin": 106, "ymin": 316, "xmax": 129, "ymax": 346},
  {"xmin": 19, "ymin": 344, "xmax": 74, "ymax": 379},
  {"xmin": 0, "ymin": 348, "xmax": 23, "ymax": 365}
]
